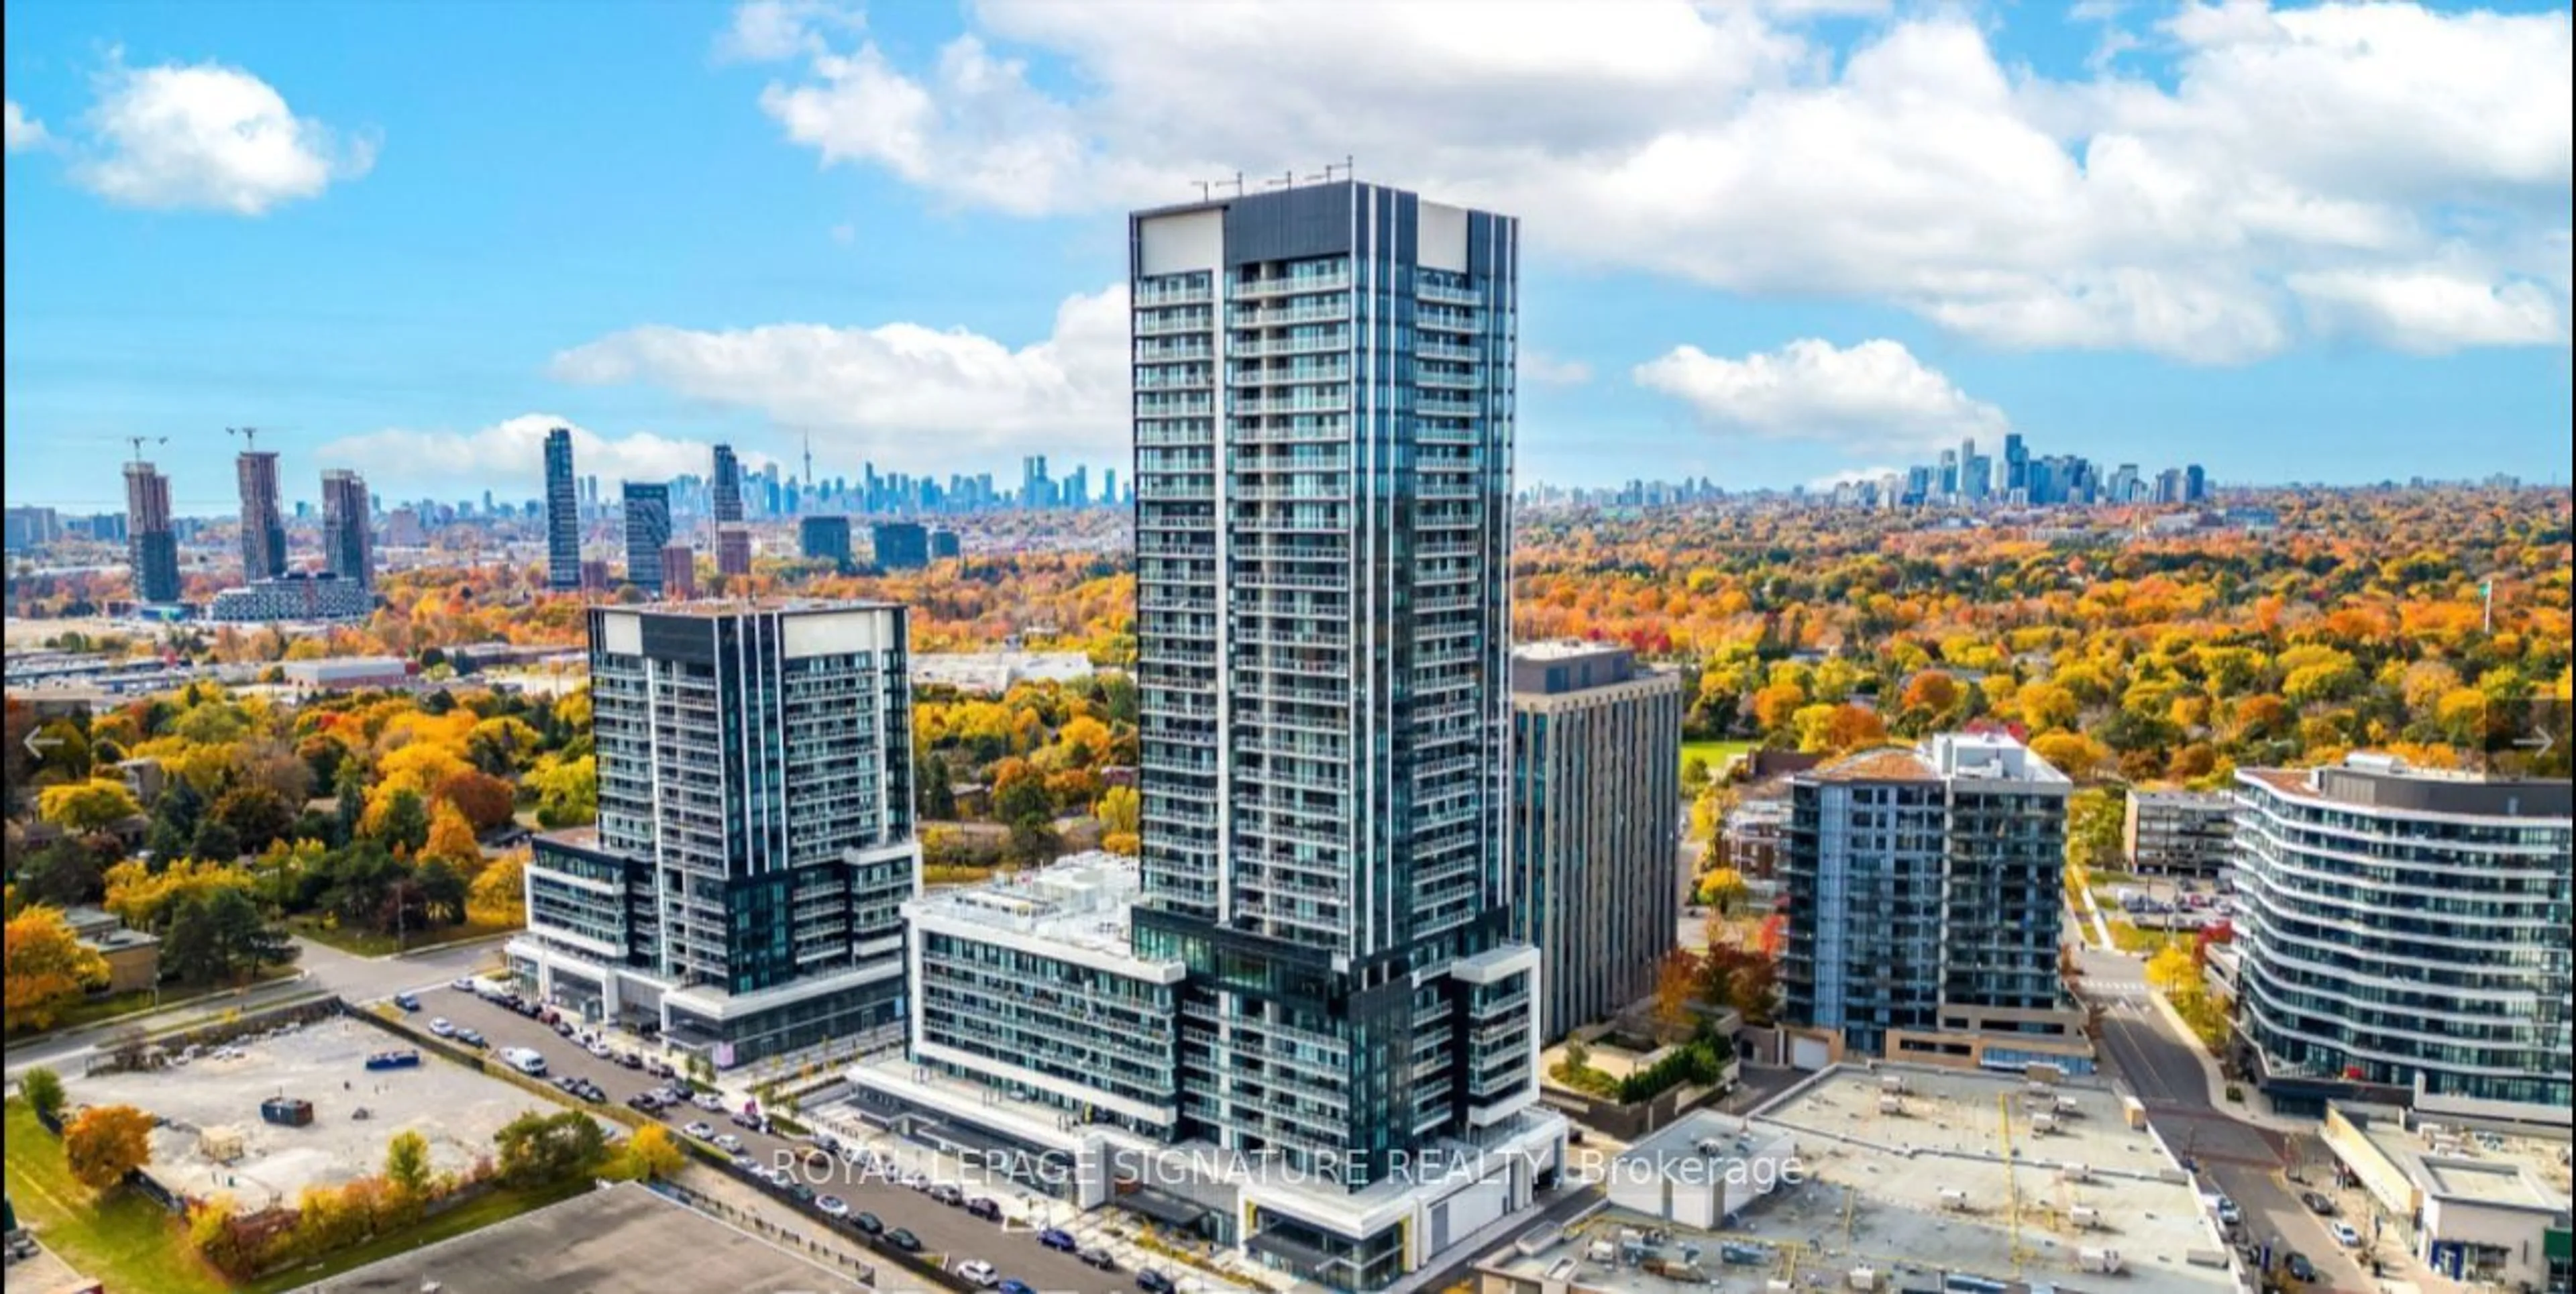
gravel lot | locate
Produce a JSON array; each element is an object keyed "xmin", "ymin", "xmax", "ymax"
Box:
[{"xmin": 68, "ymin": 1014, "xmax": 586, "ymax": 1210}]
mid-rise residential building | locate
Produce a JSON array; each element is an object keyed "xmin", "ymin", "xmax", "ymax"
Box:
[
  {"xmin": 1721, "ymin": 797, "xmax": 1793, "ymax": 880},
  {"xmin": 206, "ymin": 572, "xmax": 374, "ymax": 623},
  {"xmin": 123, "ymin": 460, "xmax": 182, "ymax": 604},
  {"xmin": 853, "ymin": 180, "xmax": 1559, "ymax": 1293},
  {"xmin": 800, "ymin": 515, "xmax": 853, "ymax": 569},
  {"xmin": 1507, "ymin": 642, "xmax": 1684, "ymax": 1040},
  {"xmin": 715, "ymin": 525, "xmax": 751, "ymax": 577},
  {"xmin": 2123, "ymin": 788, "xmax": 2234, "ymax": 877},
  {"xmin": 3, "ymin": 506, "xmax": 59, "ymax": 550},
  {"xmin": 659, "ymin": 543, "xmax": 695, "ymax": 600},
  {"xmin": 545, "ymin": 427, "xmax": 580, "ymax": 590},
  {"xmin": 320, "ymin": 468, "xmax": 373, "ymax": 588},
  {"xmin": 1781, "ymin": 734, "xmax": 2088, "ymax": 1073},
  {"xmin": 509, "ymin": 601, "xmax": 917, "ymax": 1063},
  {"xmin": 928, "ymin": 527, "xmax": 961, "ymax": 561},
  {"xmin": 236, "ymin": 449, "xmax": 286, "ymax": 581},
  {"xmin": 870, "ymin": 521, "xmax": 929, "ymax": 570},
  {"xmin": 621, "ymin": 482, "xmax": 671, "ymax": 591},
  {"xmin": 2233, "ymin": 754, "xmax": 2572, "ymax": 1122}
]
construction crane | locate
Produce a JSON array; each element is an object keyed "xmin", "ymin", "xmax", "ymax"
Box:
[
  {"xmin": 226, "ymin": 425, "xmax": 264, "ymax": 453},
  {"xmin": 123, "ymin": 435, "xmax": 167, "ymax": 465},
  {"xmin": 2000, "ymin": 1094, "xmax": 2031, "ymax": 1271}
]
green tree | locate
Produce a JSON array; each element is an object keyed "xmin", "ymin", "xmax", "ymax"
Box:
[
  {"xmin": 369, "ymin": 788, "xmax": 431, "ymax": 855},
  {"xmin": 21, "ymin": 1065, "xmax": 67, "ymax": 1123},
  {"xmin": 164, "ymin": 895, "xmax": 223, "ymax": 985},
  {"xmin": 211, "ymin": 786, "xmax": 295, "ymax": 855},
  {"xmin": 384, "ymin": 1129, "xmax": 433, "ymax": 1199},
  {"xmin": 417, "ymin": 859, "xmax": 469, "ymax": 926},
  {"xmin": 494, "ymin": 1109, "xmax": 608, "ymax": 1187},
  {"xmin": 190, "ymin": 817, "xmax": 244, "ymax": 863}
]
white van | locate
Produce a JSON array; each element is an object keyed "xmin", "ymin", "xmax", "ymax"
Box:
[{"xmin": 501, "ymin": 1046, "xmax": 547, "ymax": 1077}]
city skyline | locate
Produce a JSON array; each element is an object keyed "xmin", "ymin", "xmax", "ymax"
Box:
[{"xmin": 5, "ymin": 3, "xmax": 2570, "ymax": 508}]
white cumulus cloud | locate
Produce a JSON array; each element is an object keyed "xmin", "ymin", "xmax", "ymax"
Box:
[
  {"xmin": 735, "ymin": 0, "xmax": 2572, "ymax": 362},
  {"xmin": 718, "ymin": 0, "xmax": 863, "ymax": 63},
  {"xmin": 1634, "ymin": 339, "xmax": 2007, "ymax": 453},
  {"xmin": 2289, "ymin": 267, "xmax": 2567, "ymax": 354},
  {"xmin": 549, "ymin": 288, "xmax": 1133, "ymax": 471},
  {"xmin": 315, "ymin": 415, "xmax": 760, "ymax": 498},
  {"xmin": 72, "ymin": 56, "xmax": 374, "ymax": 214},
  {"xmin": 4, "ymin": 99, "xmax": 48, "ymax": 152}
]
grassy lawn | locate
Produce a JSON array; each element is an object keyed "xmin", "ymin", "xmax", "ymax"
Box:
[
  {"xmin": 2107, "ymin": 918, "xmax": 2190, "ymax": 955},
  {"xmin": 1680, "ymin": 739, "xmax": 1757, "ymax": 780},
  {"xmin": 287, "ymin": 916, "xmax": 515, "ymax": 958},
  {"xmin": 6, "ymin": 966, "xmax": 307, "ymax": 1042},
  {"xmin": 4, "ymin": 1099, "xmax": 233, "ymax": 1294},
  {"xmin": 241, "ymin": 1180, "xmax": 589, "ymax": 1294}
]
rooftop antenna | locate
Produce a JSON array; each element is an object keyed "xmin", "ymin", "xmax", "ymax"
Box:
[
  {"xmin": 225, "ymin": 425, "xmax": 264, "ymax": 453},
  {"xmin": 1226, "ymin": 172, "xmax": 1245, "ymax": 197},
  {"xmin": 124, "ymin": 435, "xmax": 168, "ymax": 466},
  {"xmin": 1193, "ymin": 180, "xmax": 1212, "ymax": 201},
  {"xmin": 1324, "ymin": 155, "xmax": 1354, "ymax": 184},
  {"xmin": 1264, "ymin": 169, "xmax": 1295, "ymax": 191}
]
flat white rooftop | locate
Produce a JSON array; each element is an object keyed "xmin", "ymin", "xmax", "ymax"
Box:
[
  {"xmin": 2359, "ymin": 1117, "xmax": 2573, "ymax": 1211},
  {"xmin": 906, "ymin": 850, "xmax": 1149, "ymax": 963},
  {"xmin": 1540, "ymin": 1064, "xmax": 2235, "ymax": 1294}
]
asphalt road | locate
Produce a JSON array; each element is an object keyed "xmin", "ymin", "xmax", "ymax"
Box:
[
  {"xmin": 3, "ymin": 935, "xmax": 500, "ymax": 1081},
  {"xmin": 418, "ymin": 987, "xmax": 1141, "ymax": 1293}
]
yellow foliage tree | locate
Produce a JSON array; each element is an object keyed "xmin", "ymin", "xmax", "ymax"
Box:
[
  {"xmin": 103, "ymin": 857, "xmax": 256, "ymax": 932},
  {"xmin": 6, "ymin": 906, "xmax": 111, "ymax": 1032},
  {"xmin": 422, "ymin": 802, "xmax": 482, "ymax": 870},
  {"xmin": 2145, "ymin": 943, "xmax": 2199, "ymax": 995},
  {"xmin": 64, "ymin": 1103, "xmax": 156, "ymax": 1191},
  {"xmin": 466, "ymin": 851, "xmax": 527, "ymax": 928},
  {"xmin": 38, "ymin": 778, "xmax": 143, "ymax": 834}
]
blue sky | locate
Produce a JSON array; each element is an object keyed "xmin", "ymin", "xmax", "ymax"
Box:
[{"xmin": 5, "ymin": 0, "xmax": 2569, "ymax": 513}]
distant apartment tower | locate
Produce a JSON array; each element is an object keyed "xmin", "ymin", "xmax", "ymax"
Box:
[
  {"xmin": 545, "ymin": 427, "xmax": 580, "ymax": 590},
  {"xmin": 2123, "ymin": 789, "xmax": 2233, "ymax": 877},
  {"xmin": 660, "ymin": 543, "xmax": 695, "ymax": 600},
  {"xmin": 1782, "ymin": 733, "xmax": 2088, "ymax": 1073},
  {"xmin": 578, "ymin": 559, "xmax": 610, "ymax": 592},
  {"xmin": 927, "ymin": 528, "xmax": 961, "ymax": 561},
  {"xmin": 1020, "ymin": 454, "xmax": 1051, "ymax": 508},
  {"xmin": 508, "ymin": 602, "xmax": 918, "ymax": 1063},
  {"xmin": 710, "ymin": 443, "xmax": 744, "ymax": 524},
  {"xmin": 319, "ymin": 469, "xmax": 373, "ymax": 588},
  {"xmin": 715, "ymin": 525, "xmax": 752, "ymax": 577},
  {"xmin": 123, "ymin": 460, "xmax": 182, "ymax": 604},
  {"xmin": 621, "ymin": 482, "xmax": 671, "ymax": 592},
  {"xmin": 236, "ymin": 450, "xmax": 286, "ymax": 580},
  {"xmin": 2232, "ymin": 755, "xmax": 2571, "ymax": 1121},
  {"xmin": 3, "ymin": 506, "xmax": 60, "ymax": 550},
  {"xmin": 1507, "ymin": 643, "xmax": 1685, "ymax": 1040},
  {"xmin": 799, "ymin": 515, "xmax": 853, "ymax": 569},
  {"xmin": 870, "ymin": 521, "xmax": 928, "ymax": 571}
]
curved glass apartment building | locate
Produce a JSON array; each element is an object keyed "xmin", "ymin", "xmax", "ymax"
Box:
[{"xmin": 2232, "ymin": 755, "xmax": 2572, "ymax": 1122}]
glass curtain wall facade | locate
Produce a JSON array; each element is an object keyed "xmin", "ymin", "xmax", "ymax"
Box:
[
  {"xmin": 623, "ymin": 482, "xmax": 672, "ymax": 592},
  {"xmin": 2233, "ymin": 759, "xmax": 2572, "ymax": 1117},
  {"xmin": 1127, "ymin": 180, "xmax": 1534, "ymax": 1232},
  {"xmin": 546, "ymin": 427, "xmax": 581, "ymax": 589}
]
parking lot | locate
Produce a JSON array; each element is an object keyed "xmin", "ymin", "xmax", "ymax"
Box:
[
  {"xmin": 411, "ymin": 984, "xmax": 1150, "ymax": 1293},
  {"xmin": 64, "ymin": 1014, "xmax": 602, "ymax": 1211}
]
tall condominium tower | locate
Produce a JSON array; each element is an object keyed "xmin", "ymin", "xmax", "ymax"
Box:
[
  {"xmin": 123, "ymin": 460, "xmax": 181, "ymax": 604},
  {"xmin": 319, "ymin": 469, "xmax": 373, "ymax": 588},
  {"xmin": 1507, "ymin": 642, "xmax": 1684, "ymax": 1041},
  {"xmin": 854, "ymin": 181, "xmax": 1558, "ymax": 1293},
  {"xmin": 621, "ymin": 482, "xmax": 671, "ymax": 592},
  {"xmin": 237, "ymin": 450, "xmax": 286, "ymax": 580},
  {"xmin": 1781, "ymin": 733, "xmax": 2088, "ymax": 1073},
  {"xmin": 2233, "ymin": 755, "xmax": 2571, "ymax": 1121},
  {"xmin": 545, "ymin": 427, "xmax": 580, "ymax": 590},
  {"xmin": 508, "ymin": 602, "xmax": 918, "ymax": 1061},
  {"xmin": 711, "ymin": 443, "xmax": 744, "ymax": 524}
]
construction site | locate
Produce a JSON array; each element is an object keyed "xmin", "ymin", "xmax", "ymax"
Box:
[{"xmin": 1479, "ymin": 1064, "xmax": 2243, "ymax": 1294}]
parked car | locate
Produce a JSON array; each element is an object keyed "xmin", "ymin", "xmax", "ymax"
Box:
[
  {"xmin": 2302, "ymin": 1191, "xmax": 2337, "ymax": 1216},
  {"xmin": 427, "ymin": 1017, "xmax": 455, "ymax": 1037},
  {"xmin": 1079, "ymin": 1247, "xmax": 1119, "ymax": 1271},
  {"xmin": 731, "ymin": 1110, "xmax": 763, "ymax": 1130},
  {"xmin": 553, "ymin": 1018, "xmax": 576, "ymax": 1037},
  {"xmin": 955, "ymin": 1260, "xmax": 1000, "ymax": 1288},
  {"xmin": 883, "ymin": 1228, "xmax": 922, "ymax": 1253},
  {"xmin": 816, "ymin": 1195, "xmax": 849, "ymax": 1218},
  {"xmin": 999, "ymin": 1280, "xmax": 1036, "ymax": 1294},
  {"xmin": 694, "ymin": 1093, "xmax": 727, "ymax": 1112},
  {"xmin": 618, "ymin": 1051, "xmax": 644, "ymax": 1070},
  {"xmin": 2284, "ymin": 1252, "xmax": 2317, "ymax": 1283},
  {"xmin": 450, "ymin": 977, "xmax": 476, "ymax": 991},
  {"xmin": 902, "ymin": 1171, "xmax": 931, "ymax": 1190},
  {"xmin": 2331, "ymin": 1222, "xmax": 2362, "ymax": 1248},
  {"xmin": 684, "ymin": 1122, "xmax": 716, "ymax": 1140},
  {"xmin": 627, "ymin": 1093, "xmax": 662, "ymax": 1112},
  {"xmin": 392, "ymin": 993, "xmax": 421, "ymax": 1012},
  {"xmin": 930, "ymin": 1183, "xmax": 965, "ymax": 1206},
  {"xmin": 713, "ymin": 1134, "xmax": 745, "ymax": 1155},
  {"xmin": 453, "ymin": 1028, "xmax": 487, "ymax": 1049},
  {"xmin": 1138, "ymin": 1269, "xmax": 1178, "ymax": 1294},
  {"xmin": 788, "ymin": 1183, "xmax": 816, "ymax": 1205},
  {"xmin": 965, "ymin": 1197, "xmax": 1004, "ymax": 1222},
  {"xmin": 1038, "ymin": 1228, "xmax": 1079, "ymax": 1253},
  {"xmin": 851, "ymin": 1211, "xmax": 885, "ymax": 1236}
]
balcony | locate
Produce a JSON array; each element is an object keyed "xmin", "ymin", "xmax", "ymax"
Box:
[
  {"xmin": 1136, "ymin": 280, "xmax": 1214, "ymax": 307},
  {"xmin": 1416, "ymin": 305, "xmax": 1482, "ymax": 333},
  {"xmin": 1417, "ymin": 339, "xmax": 1482, "ymax": 362},
  {"xmin": 1230, "ymin": 300, "xmax": 1352, "ymax": 329},
  {"xmin": 1236, "ymin": 392, "xmax": 1352, "ymax": 416},
  {"xmin": 1236, "ymin": 270, "xmax": 1353, "ymax": 299},
  {"xmin": 1416, "ymin": 280, "xmax": 1481, "ymax": 307}
]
